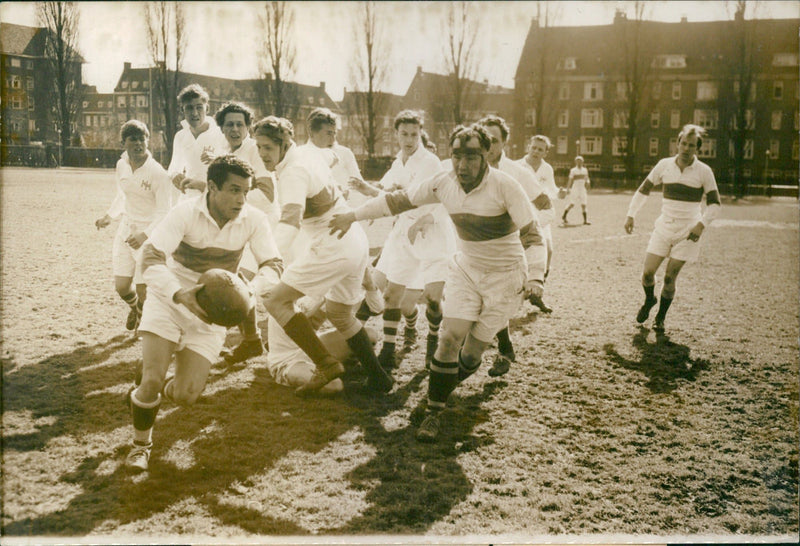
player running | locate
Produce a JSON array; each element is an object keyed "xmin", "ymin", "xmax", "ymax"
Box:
[
  {"xmin": 95, "ymin": 120, "xmax": 173, "ymax": 333},
  {"xmin": 330, "ymin": 124, "xmax": 547, "ymax": 442},
  {"xmin": 624, "ymin": 124, "xmax": 721, "ymax": 332}
]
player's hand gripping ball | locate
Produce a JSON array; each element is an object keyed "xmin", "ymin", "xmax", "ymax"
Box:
[{"xmin": 195, "ymin": 269, "xmax": 253, "ymax": 327}]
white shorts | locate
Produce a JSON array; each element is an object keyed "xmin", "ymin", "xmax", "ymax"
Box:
[
  {"xmin": 646, "ymin": 216, "xmax": 702, "ymax": 263},
  {"xmin": 376, "ymin": 223, "xmax": 454, "ymax": 290},
  {"xmin": 138, "ymin": 291, "xmax": 227, "ymax": 363},
  {"xmin": 442, "ymin": 255, "xmax": 526, "ymax": 343},
  {"xmin": 568, "ymin": 188, "xmax": 588, "ymax": 207},
  {"xmin": 280, "ymin": 223, "xmax": 369, "ymax": 306},
  {"xmin": 112, "ymin": 221, "xmax": 144, "ymax": 283}
]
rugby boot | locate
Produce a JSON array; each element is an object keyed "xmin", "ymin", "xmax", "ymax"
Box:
[
  {"xmin": 295, "ymin": 358, "xmax": 345, "ymax": 396},
  {"xmin": 378, "ymin": 343, "xmax": 396, "ymax": 372},
  {"xmin": 488, "ymin": 353, "xmax": 513, "ymax": 377},
  {"xmin": 416, "ymin": 413, "xmax": 441, "ymax": 442},
  {"xmin": 125, "ymin": 441, "xmax": 152, "ymax": 471},
  {"xmin": 636, "ymin": 297, "xmax": 658, "ymax": 324},
  {"xmin": 220, "ymin": 337, "xmax": 264, "ymax": 364},
  {"xmin": 528, "ymin": 293, "xmax": 553, "ymax": 314}
]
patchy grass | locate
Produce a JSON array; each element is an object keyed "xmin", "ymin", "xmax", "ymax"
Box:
[{"xmin": 1, "ymin": 167, "xmax": 798, "ymax": 542}]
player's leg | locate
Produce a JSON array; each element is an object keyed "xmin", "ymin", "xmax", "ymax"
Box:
[
  {"xmin": 581, "ymin": 201, "xmax": 589, "ymax": 225},
  {"xmin": 423, "ymin": 281, "xmax": 445, "ymax": 369},
  {"xmin": 355, "ymin": 266, "xmax": 384, "ymax": 323},
  {"xmin": 326, "ymin": 299, "xmax": 393, "ymax": 393},
  {"xmin": 400, "ymin": 288, "xmax": 421, "ymax": 350},
  {"xmin": 562, "ymin": 203, "xmax": 573, "ymax": 224},
  {"xmin": 126, "ymin": 332, "xmax": 175, "ymax": 471},
  {"xmin": 654, "ymin": 257, "xmax": 686, "ymax": 332},
  {"xmin": 378, "ymin": 280, "xmax": 406, "ymax": 370},
  {"xmin": 115, "ymin": 275, "xmax": 141, "ymax": 331},
  {"xmin": 221, "ymin": 251, "xmax": 264, "ymax": 363},
  {"xmin": 637, "ymin": 252, "xmax": 665, "ymax": 323},
  {"xmin": 164, "ymin": 348, "xmax": 214, "ymax": 406},
  {"xmin": 283, "ymin": 360, "xmax": 344, "ymax": 394},
  {"xmin": 490, "ymin": 321, "xmax": 515, "ymax": 377}
]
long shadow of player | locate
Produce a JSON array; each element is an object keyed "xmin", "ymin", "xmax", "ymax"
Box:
[
  {"xmin": 603, "ymin": 327, "xmax": 710, "ymax": 394},
  {"xmin": 2, "ymin": 335, "xmax": 140, "ymax": 451}
]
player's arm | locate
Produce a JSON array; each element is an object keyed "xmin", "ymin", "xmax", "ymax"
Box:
[
  {"xmin": 625, "ymin": 178, "xmax": 655, "ymax": 233},
  {"xmin": 248, "ymin": 212, "xmax": 285, "ymax": 298},
  {"xmin": 504, "ymin": 180, "xmax": 546, "ymax": 291},
  {"xmin": 566, "ymin": 169, "xmax": 576, "ymax": 191},
  {"xmin": 272, "ymin": 164, "xmax": 309, "ymax": 259},
  {"xmin": 97, "ymin": 164, "xmax": 127, "ymax": 229},
  {"xmin": 689, "ymin": 170, "xmax": 722, "ymax": 241},
  {"xmin": 167, "ymin": 135, "xmax": 187, "ymax": 191}
]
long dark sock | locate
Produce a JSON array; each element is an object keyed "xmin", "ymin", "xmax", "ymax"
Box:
[
  {"xmin": 643, "ymin": 283, "xmax": 655, "ymax": 301},
  {"xmin": 346, "ymin": 328, "xmax": 392, "ymax": 387},
  {"xmin": 282, "ymin": 312, "xmax": 337, "ymax": 367},
  {"xmin": 382, "ymin": 308, "xmax": 401, "ymax": 352},
  {"xmin": 655, "ymin": 295, "xmax": 673, "ymax": 321},
  {"xmin": 495, "ymin": 327, "xmax": 514, "ymax": 357},
  {"xmin": 428, "ymin": 357, "xmax": 459, "ymax": 411}
]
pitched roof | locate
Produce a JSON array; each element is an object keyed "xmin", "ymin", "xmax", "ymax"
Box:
[
  {"xmin": 339, "ymin": 90, "xmax": 406, "ymax": 113},
  {"xmin": 0, "ymin": 23, "xmax": 43, "ymax": 56}
]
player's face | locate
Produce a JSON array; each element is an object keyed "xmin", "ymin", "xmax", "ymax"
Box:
[
  {"xmin": 677, "ymin": 133, "xmax": 699, "ymax": 162},
  {"xmin": 208, "ymin": 172, "xmax": 250, "ymax": 223},
  {"xmin": 255, "ymin": 134, "xmax": 285, "ymax": 172},
  {"xmin": 575, "ymin": 158, "xmax": 584, "ymax": 167},
  {"xmin": 396, "ymin": 123, "xmax": 420, "ymax": 159},
  {"xmin": 123, "ymin": 134, "xmax": 148, "ymax": 163},
  {"xmin": 528, "ymin": 139, "xmax": 548, "ymax": 160},
  {"xmin": 485, "ymin": 125, "xmax": 504, "ymax": 166},
  {"xmin": 182, "ymin": 98, "xmax": 207, "ymax": 128},
  {"xmin": 222, "ymin": 112, "xmax": 248, "ymax": 149},
  {"xmin": 310, "ymin": 123, "xmax": 336, "ymax": 148},
  {"xmin": 451, "ymin": 136, "xmax": 486, "ymax": 188}
]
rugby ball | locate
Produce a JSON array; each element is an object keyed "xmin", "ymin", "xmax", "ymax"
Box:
[{"xmin": 195, "ymin": 269, "xmax": 253, "ymax": 327}]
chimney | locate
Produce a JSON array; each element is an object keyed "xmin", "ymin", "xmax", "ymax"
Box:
[
  {"xmin": 614, "ymin": 9, "xmax": 627, "ymax": 23},
  {"xmin": 124, "ymin": 61, "xmax": 131, "ymax": 71},
  {"xmin": 680, "ymin": 14, "xmax": 688, "ymax": 23},
  {"xmin": 319, "ymin": 81, "xmax": 325, "ymax": 91},
  {"xmin": 417, "ymin": 66, "xmax": 423, "ymax": 75}
]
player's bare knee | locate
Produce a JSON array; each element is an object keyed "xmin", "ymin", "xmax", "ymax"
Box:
[
  {"xmin": 437, "ymin": 331, "xmax": 461, "ymax": 358},
  {"xmin": 642, "ymin": 271, "xmax": 656, "ymax": 285},
  {"xmin": 137, "ymin": 377, "xmax": 164, "ymax": 402},
  {"xmin": 172, "ymin": 383, "xmax": 202, "ymax": 406},
  {"xmin": 326, "ymin": 304, "xmax": 359, "ymax": 338}
]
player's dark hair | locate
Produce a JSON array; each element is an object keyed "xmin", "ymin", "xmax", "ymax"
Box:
[
  {"xmin": 307, "ymin": 107, "xmax": 338, "ymax": 132},
  {"xmin": 177, "ymin": 83, "xmax": 209, "ymax": 105},
  {"xmin": 678, "ymin": 123, "xmax": 705, "ymax": 150},
  {"xmin": 477, "ymin": 115, "xmax": 510, "ymax": 142},
  {"xmin": 120, "ymin": 119, "xmax": 149, "ymax": 142},
  {"xmin": 207, "ymin": 154, "xmax": 254, "ymax": 190},
  {"xmin": 449, "ymin": 124, "xmax": 491, "ymax": 151},
  {"xmin": 252, "ymin": 116, "xmax": 295, "ymax": 146},
  {"xmin": 215, "ymin": 101, "xmax": 254, "ymax": 128},
  {"xmin": 393, "ymin": 109, "xmax": 424, "ymax": 130}
]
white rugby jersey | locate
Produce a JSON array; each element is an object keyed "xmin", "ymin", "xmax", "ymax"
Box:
[
  {"xmin": 106, "ymin": 151, "xmax": 173, "ymax": 236},
  {"xmin": 228, "ymin": 137, "xmax": 280, "ymax": 226},
  {"xmin": 364, "ymin": 167, "xmax": 537, "ymax": 271},
  {"xmin": 299, "ymin": 141, "xmax": 362, "ymax": 191},
  {"xmin": 647, "ymin": 155, "xmax": 719, "ymax": 222},
  {"xmin": 568, "ymin": 166, "xmax": 590, "ymax": 192},
  {"xmin": 498, "ymin": 153, "xmax": 552, "ymax": 226},
  {"xmin": 381, "ymin": 145, "xmax": 443, "ymax": 229},
  {"xmin": 142, "ymin": 194, "xmax": 281, "ymax": 300},
  {"xmin": 168, "ymin": 118, "xmax": 228, "ymax": 200},
  {"xmin": 275, "ymin": 143, "xmax": 349, "ymax": 236},
  {"xmin": 516, "ymin": 157, "xmax": 558, "ymax": 200}
]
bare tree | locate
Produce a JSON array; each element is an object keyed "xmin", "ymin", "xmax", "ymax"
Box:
[
  {"xmin": 719, "ymin": 0, "xmax": 760, "ymax": 198},
  {"xmin": 144, "ymin": 1, "xmax": 186, "ymax": 161},
  {"xmin": 37, "ymin": 1, "xmax": 82, "ymax": 157},
  {"xmin": 529, "ymin": 2, "xmax": 562, "ymax": 135},
  {"xmin": 442, "ymin": 1, "xmax": 481, "ymax": 125},
  {"xmin": 258, "ymin": 1, "xmax": 297, "ymax": 118},
  {"xmin": 618, "ymin": 2, "xmax": 654, "ymax": 186},
  {"xmin": 348, "ymin": 1, "xmax": 391, "ymax": 158}
]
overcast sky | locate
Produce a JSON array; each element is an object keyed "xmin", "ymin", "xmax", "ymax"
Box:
[{"xmin": 1, "ymin": 1, "xmax": 798, "ymax": 101}]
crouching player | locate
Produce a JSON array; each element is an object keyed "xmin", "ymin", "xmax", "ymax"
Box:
[
  {"xmin": 330, "ymin": 124, "xmax": 547, "ymax": 442},
  {"xmin": 124, "ymin": 155, "xmax": 283, "ymax": 471},
  {"xmin": 95, "ymin": 120, "xmax": 173, "ymax": 332}
]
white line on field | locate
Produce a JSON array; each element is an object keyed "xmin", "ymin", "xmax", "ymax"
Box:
[
  {"xmin": 569, "ymin": 233, "xmax": 646, "ymax": 244},
  {"xmin": 711, "ymin": 219, "xmax": 799, "ymax": 230}
]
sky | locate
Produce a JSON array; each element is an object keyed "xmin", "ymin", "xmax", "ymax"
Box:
[{"xmin": 1, "ymin": 1, "xmax": 798, "ymax": 101}]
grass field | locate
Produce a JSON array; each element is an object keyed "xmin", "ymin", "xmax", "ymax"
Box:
[{"xmin": 1, "ymin": 166, "xmax": 798, "ymax": 543}]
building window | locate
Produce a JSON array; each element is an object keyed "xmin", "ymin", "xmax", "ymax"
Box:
[
  {"xmin": 557, "ymin": 110, "xmax": 569, "ymax": 128},
  {"xmin": 10, "ymin": 58, "xmax": 21, "ymax": 68},
  {"xmin": 96, "ymin": 100, "xmax": 103, "ymax": 108},
  {"xmin": 744, "ymin": 139, "xmax": 754, "ymax": 159},
  {"xmin": 100, "ymin": 116, "xmax": 106, "ymax": 127},
  {"xmin": 558, "ymin": 57, "xmax": 576, "ymax": 70},
  {"xmin": 612, "ymin": 136, "xmax": 628, "ymax": 156},
  {"xmin": 613, "ymin": 110, "xmax": 629, "ymax": 128},
  {"xmin": 613, "ymin": 164, "xmax": 626, "ymax": 173},
  {"xmin": 557, "ymin": 136, "xmax": 568, "ymax": 155},
  {"xmin": 26, "ymin": 77, "xmax": 33, "ymax": 90},
  {"xmin": 307, "ymin": 97, "xmax": 314, "ymax": 104},
  {"xmin": 121, "ymin": 80, "xmax": 128, "ymax": 89},
  {"xmin": 651, "ymin": 81, "xmax": 662, "ymax": 100},
  {"xmin": 83, "ymin": 100, "xmax": 89, "ymax": 108},
  {"xmin": 693, "ymin": 109, "xmax": 718, "ymax": 130},
  {"xmin": 584, "ymin": 82, "xmax": 603, "ymax": 101},
  {"xmin": 136, "ymin": 95, "xmax": 148, "ymax": 108},
  {"xmin": 581, "ymin": 136, "xmax": 602, "ymax": 155},
  {"xmin": 132, "ymin": 81, "xmax": 139, "ymax": 89},
  {"xmin": 650, "ymin": 111, "xmax": 660, "ymax": 128},
  {"xmin": 616, "ymin": 82, "xmax": 628, "ymax": 100},
  {"xmin": 771, "ymin": 111, "xmax": 782, "ymax": 130},
  {"xmin": 581, "ymin": 108, "xmax": 603, "ymax": 128},
  {"xmin": 696, "ymin": 81, "xmax": 718, "ymax": 101},
  {"xmin": 733, "ymin": 80, "xmax": 757, "ymax": 101},
  {"xmin": 11, "ymin": 75, "xmax": 21, "ymax": 88},
  {"xmin": 10, "ymin": 121, "xmax": 20, "ymax": 132},
  {"xmin": 698, "ymin": 139, "xmax": 717, "ymax": 159},
  {"xmin": 84, "ymin": 114, "xmax": 92, "ymax": 126},
  {"xmin": 107, "ymin": 100, "xmax": 112, "ymax": 108},
  {"xmin": 11, "ymin": 97, "xmax": 22, "ymax": 109},
  {"xmin": 793, "ymin": 140, "xmax": 799, "ymax": 161},
  {"xmin": 670, "ymin": 109, "xmax": 681, "ymax": 129},
  {"xmin": 28, "ymin": 119, "xmax": 36, "ymax": 133},
  {"xmin": 559, "ymin": 83, "xmax": 570, "ymax": 100},
  {"xmin": 672, "ymin": 81, "xmax": 681, "ymax": 100},
  {"xmin": 653, "ymin": 54, "xmax": 686, "ymax": 68},
  {"xmin": 773, "ymin": 81, "xmax": 783, "ymax": 99},
  {"xmin": 769, "ymin": 139, "xmax": 780, "ymax": 159},
  {"xmin": 733, "ymin": 109, "xmax": 756, "ymax": 131},
  {"xmin": 28, "ymin": 96, "xmax": 34, "ymax": 110},
  {"xmin": 525, "ymin": 108, "xmax": 536, "ymax": 127},
  {"xmin": 669, "ymin": 137, "xmax": 677, "ymax": 155},
  {"xmin": 649, "ymin": 138, "xmax": 658, "ymax": 156},
  {"xmin": 118, "ymin": 96, "xmax": 126, "ymax": 107},
  {"xmin": 772, "ymin": 53, "xmax": 799, "ymax": 67}
]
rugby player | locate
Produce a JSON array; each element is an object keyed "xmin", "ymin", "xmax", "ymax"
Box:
[
  {"xmin": 624, "ymin": 124, "xmax": 721, "ymax": 332},
  {"xmin": 563, "ymin": 155, "xmax": 591, "ymax": 225},
  {"xmin": 299, "ymin": 107, "xmax": 363, "ymax": 199},
  {"xmin": 330, "ymin": 124, "xmax": 547, "ymax": 442},
  {"xmin": 124, "ymin": 155, "xmax": 283, "ymax": 471},
  {"xmin": 95, "ymin": 120, "xmax": 173, "ymax": 333},
  {"xmin": 254, "ymin": 116, "xmax": 393, "ymax": 396}
]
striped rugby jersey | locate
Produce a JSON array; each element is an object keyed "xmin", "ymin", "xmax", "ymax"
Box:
[
  {"xmin": 142, "ymin": 194, "xmax": 281, "ymax": 300},
  {"xmin": 646, "ymin": 156, "xmax": 719, "ymax": 222},
  {"xmin": 385, "ymin": 167, "xmax": 537, "ymax": 271}
]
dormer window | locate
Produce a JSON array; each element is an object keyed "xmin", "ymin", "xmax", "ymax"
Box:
[
  {"xmin": 772, "ymin": 53, "xmax": 799, "ymax": 67},
  {"xmin": 558, "ymin": 57, "xmax": 577, "ymax": 70},
  {"xmin": 652, "ymin": 55, "xmax": 686, "ymax": 69}
]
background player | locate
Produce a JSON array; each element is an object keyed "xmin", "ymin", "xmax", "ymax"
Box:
[
  {"xmin": 300, "ymin": 107, "xmax": 363, "ymax": 199},
  {"xmin": 125, "ymin": 155, "xmax": 283, "ymax": 471},
  {"xmin": 95, "ymin": 120, "xmax": 173, "ymax": 333},
  {"xmin": 563, "ymin": 155, "xmax": 591, "ymax": 225},
  {"xmin": 624, "ymin": 124, "xmax": 721, "ymax": 332}
]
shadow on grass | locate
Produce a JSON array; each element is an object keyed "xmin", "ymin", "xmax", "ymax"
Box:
[
  {"xmin": 3, "ymin": 338, "xmax": 493, "ymax": 536},
  {"xmin": 1, "ymin": 334, "xmax": 139, "ymax": 451},
  {"xmin": 603, "ymin": 327, "xmax": 711, "ymax": 393}
]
